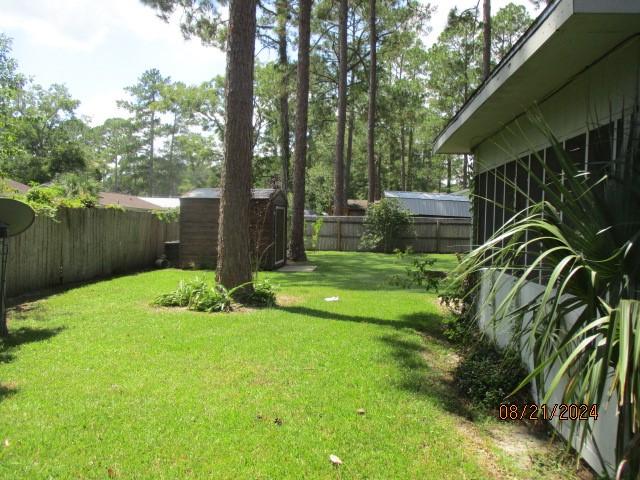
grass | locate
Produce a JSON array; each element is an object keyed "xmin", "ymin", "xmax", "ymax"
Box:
[{"xmin": 0, "ymin": 252, "xmax": 576, "ymax": 479}]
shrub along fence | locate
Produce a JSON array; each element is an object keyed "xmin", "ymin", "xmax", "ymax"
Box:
[
  {"xmin": 7, "ymin": 208, "xmax": 178, "ymax": 297},
  {"xmin": 304, "ymin": 215, "xmax": 471, "ymax": 253}
]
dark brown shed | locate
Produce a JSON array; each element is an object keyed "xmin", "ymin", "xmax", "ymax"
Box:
[{"xmin": 178, "ymin": 188, "xmax": 287, "ymax": 270}]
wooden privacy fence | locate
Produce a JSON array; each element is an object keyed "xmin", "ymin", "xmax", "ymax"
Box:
[
  {"xmin": 304, "ymin": 215, "xmax": 471, "ymax": 253},
  {"xmin": 7, "ymin": 208, "xmax": 179, "ymax": 298}
]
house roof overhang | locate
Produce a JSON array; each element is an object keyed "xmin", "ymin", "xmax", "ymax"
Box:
[{"xmin": 433, "ymin": 0, "xmax": 640, "ymax": 155}]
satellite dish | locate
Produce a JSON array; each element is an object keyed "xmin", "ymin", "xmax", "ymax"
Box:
[
  {"xmin": 0, "ymin": 198, "xmax": 35, "ymax": 237},
  {"xmin": 0, "ymin": 198, "xmax": 35, "ymax": 337}
]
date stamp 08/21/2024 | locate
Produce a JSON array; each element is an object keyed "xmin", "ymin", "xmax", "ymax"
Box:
[{"xmin": 499, "ymin": 403, "xmax": 600, "ymax": 421}]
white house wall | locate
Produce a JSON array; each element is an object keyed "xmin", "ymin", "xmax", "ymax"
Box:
[
  {"xmin": 478, "ymin": 270, "xmax": 619, "ymax": 475},
  {"xmin": 470, "ymin": 36, "xmax": 640, "ymax": 476},
  {"xmin": 474, "ymin": 36, "xmax": 640, "ymax": 173}
]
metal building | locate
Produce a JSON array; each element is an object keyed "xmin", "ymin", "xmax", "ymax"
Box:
[{"xmin": 383, "ymin": 191, "xmax": 471, "ymax": 218}]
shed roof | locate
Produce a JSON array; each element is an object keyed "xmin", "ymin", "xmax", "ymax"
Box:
[
  {"xmin": 182, "ymin": 188, "xmax": 281, "ymax": 200},
  {"xmin": 384, "ymin": 191, "xmax": 471, "ymax": 218},
  {"xmin": 434, "ymin": 0, "xmax": 640, "ymax": 154},
  {"xmin": 347, "ymin": 199, "xmax": 368, "ymax": 210}
]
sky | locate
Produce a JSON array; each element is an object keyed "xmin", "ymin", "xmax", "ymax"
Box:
[{"xmin": 0, "ymin": 0, "xmax": 539, "ymax": 126}]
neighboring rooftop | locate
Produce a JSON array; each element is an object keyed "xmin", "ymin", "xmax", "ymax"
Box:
[
  {"xmin": 182, "ymin": 188, "xmax": 280, "ymax": 199},
  {"xmin": 99, "ymin": 192, "xmax": 159, "ymax": 211},
  {"xmin": 384, "ymin": 191, "xmax": 471, "ymax": 218},
  {"xmin": 1, "ymin": 179, "xmax": 30, "ymax": 194},
  {"xmin": 434, "ymin": 0, "xmax": 640, "ymax": 154},
  {"xmin": 139, "ymin": 197, "xmax": 180, "ymax": 209}
]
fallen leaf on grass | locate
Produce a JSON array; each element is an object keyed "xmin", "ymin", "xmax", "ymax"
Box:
[
  {"xmin": 329, "ymin": 454, "xmax": 343, "ymax": 465},
  {"xmin": 356, "ymin": 408, "xmax": 366, "ymax": 415},
  {"xmin": 3, "ymin": 439, "xmax": 9, "ymax": 447},
  {"xmin": 274, "ymin": 417, "xmax": 283, "ymax": 426}
]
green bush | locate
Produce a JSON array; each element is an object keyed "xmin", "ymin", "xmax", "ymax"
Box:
[
  {"xmin": 389, "ymin": 255, "xmax": 444, "ymax": 291},
  {"xmin": 439, "ymin": 262, "xmax": 476, "ymax": 344},
  {"xmin": 360, "ymin": 198, "xmax": 412, "ymax": 253},
  {"xmin": 454, "ymin": 339, "xmax": 527, "ymax": 410},
  {"xmin": 13, "ymin": 182, "xmax": 98, "ymax": 219},
  {"xmin": 154, "ymin": 207, "xmax": 180, "ymax": 223},
  {"xmin": 310, "ymin": 217, "xmax": 324, "ymax": 251}
]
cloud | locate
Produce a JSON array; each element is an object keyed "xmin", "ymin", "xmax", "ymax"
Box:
[
  {"xmin": 77, "ymin": 89, "xmax": 131, "ymax": 127},
  {"xmin": 0, "ymin": 11, "xmax": 108, "ymax": 52}
]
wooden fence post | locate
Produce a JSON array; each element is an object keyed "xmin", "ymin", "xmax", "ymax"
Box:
[
  {"xmin": 435, "ymin": 219, "xmax": 440, "ymax": 253},
  {"xmin": 337, "ymin": 218, "xmax": 342, "ymax": 251}
]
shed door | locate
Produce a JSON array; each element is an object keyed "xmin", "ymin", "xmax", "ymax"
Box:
[{"xmin": 274, "ymin": 206, "xmax": 286, "ymax": 267}]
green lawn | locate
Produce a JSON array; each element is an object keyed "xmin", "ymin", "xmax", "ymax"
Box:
[{"xmin": 0, "ymin": 252, "xmax": 562, "ymax": 479}]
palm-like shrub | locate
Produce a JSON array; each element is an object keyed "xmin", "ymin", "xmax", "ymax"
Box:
[{"xmin": 453, "ymin": 116, "xmax": 640, "ymax": 478}]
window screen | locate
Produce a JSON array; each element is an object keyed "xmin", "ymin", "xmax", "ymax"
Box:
[
  {"xmin": 565, "ymin": 133, "xmax": 587, "ymax": 169},
  {"xmin": 588, "ymin": 122, "xmax": 614, "ymax": 197},
  {"xmin": 494, "ymin": 164, "xmax": 506, "ymax": 235},
  {"xmin": 514, "ymin": 157, "xmax": 529, "ymax": 268},
  {"xmin": 529, "ymin": 150, "xmax": 545, "ymax": 205},
  {"xmin": 474, "ymin": 173, "xmax": 486, "ymax": 246},
  {"xmin": 485, "ymin": 168, "xmax": 496, "ymax": 241},
  {"xmin": 545, "ymin": 146, "xmax": 562, "ymax": 206},
  {"xmin": 616, "ymin": 117, "xmax": 625, "ymax": 159},
  {"xmin": 515, "ymin": 156, "xmax": 529, "ymax": 214},
  {"xmin": 504, "ymin": 161, "xmax": 516, "ymax": 220}
]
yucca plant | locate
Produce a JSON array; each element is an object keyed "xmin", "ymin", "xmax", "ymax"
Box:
[{"xmin": 452, "ymin": 113, "xmax": 640, "ymax": 478}]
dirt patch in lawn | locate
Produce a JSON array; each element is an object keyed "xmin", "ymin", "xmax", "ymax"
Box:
[{"xmin": 276, "ymin": 294, "xmax": 303, "ymax": 306}]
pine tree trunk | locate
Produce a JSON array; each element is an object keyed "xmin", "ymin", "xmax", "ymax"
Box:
[
  {"xmin": 114, "ymin": 156, "xmax": 119, "ymax": 192},
  {"xmin": 277, "ymin": 0, "xmax": 290, "ymax": 192},
  {"xmin": 333, "ymin": 0, "xmax": 348, "ymax": 216},
  {"xmin": 288, "ymin": 0, "xmax": 311, "ymax": 261},
  {"xmin": 149, "ymin": 110, "xmax": 156, "ymax": 196},
  {"xmin": 345, "ymin": 106, "xmax": 354, "ymax": 197},
  {"xmin": 168, "ymin": 112, "xmax": 178, "ymax": 196},
  {"xmin": 367, "ymin": 0, "xmax": 377, "ymax": 204},
  {"xmin": 400, "ymin": 126, "xmax": 406, "ymax": 190},
  {"xmin": 375, "ymin": 152, "xmax": 382, "ymax": 200},
  {"xmin": 463, "ymin": 153, "xmax": 469, "ymax": 189},
  {"xmin": 407, "ymin": 127, "xmax": 413, "ymax": 191},
  {"xmin": 216, "ymin": 0, "xmax": 257, "ymax": 292},
  {"xmin": 482, "ymin": 0, "xmax": 491, "ymax": 80}
]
